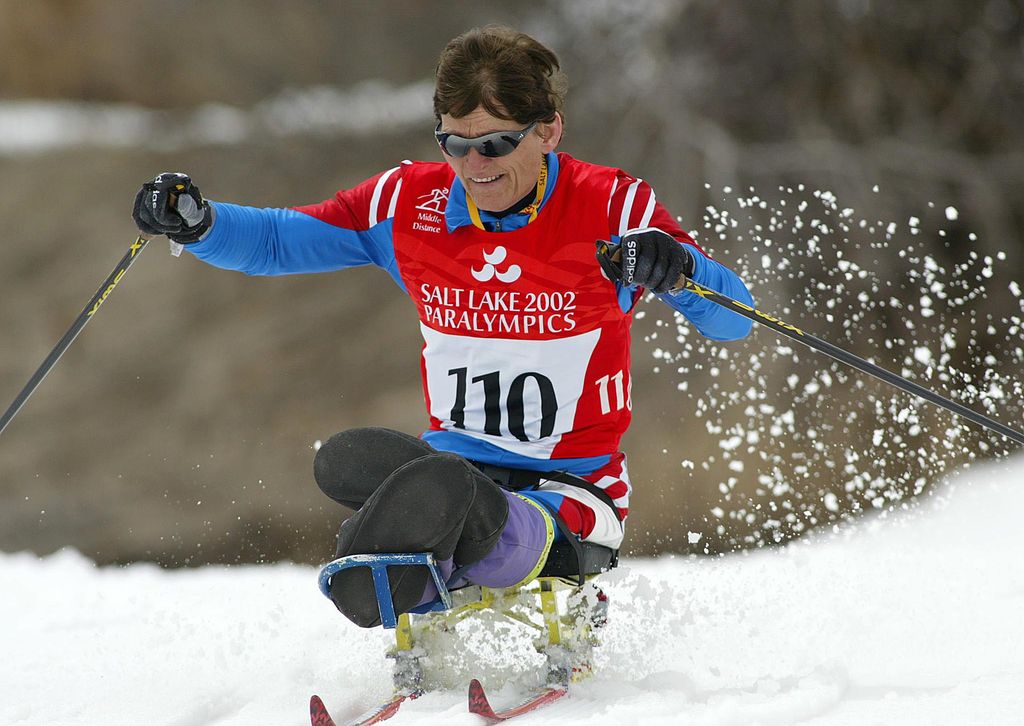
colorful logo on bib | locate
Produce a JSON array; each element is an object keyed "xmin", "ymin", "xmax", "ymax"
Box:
[{"xmin": 472, "ymin": 247, "xmax": 521, "ymax": 283}]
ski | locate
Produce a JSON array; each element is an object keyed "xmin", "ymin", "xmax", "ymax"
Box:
[
  {"xmin": 310, "ymin": 695, "xmax": 338, "ymax": 726},
  {"xmin": 310, "ymin": 692, "xmax": 417, "ymax": 726},
  {"xmin": 467, "ymin": 678, "xmax": 568, "ymax": 723}
]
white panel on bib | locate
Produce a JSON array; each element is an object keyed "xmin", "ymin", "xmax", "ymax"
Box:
[{"xmin": 420, "ymin": 323, "xmax": 602, "ymax": 458}]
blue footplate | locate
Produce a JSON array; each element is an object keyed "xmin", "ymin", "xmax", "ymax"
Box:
[{"xmin": 318, "ymin": 553, "xmax": 454, "ymax": 629}]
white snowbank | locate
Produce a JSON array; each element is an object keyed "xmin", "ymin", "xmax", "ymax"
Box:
[
  {"xmin": 0, "ymin": 81, "xmax": 434, "ymax": 155},
  {"xmin": 2, "ymin": 453, "xmax": 1023, "ymax": 725}
]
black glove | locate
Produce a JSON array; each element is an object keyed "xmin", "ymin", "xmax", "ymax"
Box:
[
  {"xmin": 596, "ymin": 228, "xmax": 695, "ymax": 293},
  {"xmin": 132, "ymin": 172, "xmax": 212, "ymax": 244}
]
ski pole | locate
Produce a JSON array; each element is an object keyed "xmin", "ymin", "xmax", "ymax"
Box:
[
  {"xmin": 0, "ymin": 234, "xmax": 150, "ymax": 437},
  {"xmin": 672, "ymin": 279, "xmax": 1024, "ymax": 447}
]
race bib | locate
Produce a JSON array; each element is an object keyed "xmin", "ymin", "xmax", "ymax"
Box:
[{"xmin": 420, "ymin": 323, "xmax": 602, "ymax": 457}]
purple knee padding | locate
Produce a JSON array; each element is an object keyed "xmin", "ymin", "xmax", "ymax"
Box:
[
  {"xmin": 460, "ymin": 490, "xmax": 550, "ymax": 588},
  {"xmin": 417, "ymin": 491, "xmax": 551, "ymax": 606}
]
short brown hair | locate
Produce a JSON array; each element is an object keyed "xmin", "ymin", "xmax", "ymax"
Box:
[{"xmin": 433, "ymin": 26, "xmax": 567, "ymax": 124}]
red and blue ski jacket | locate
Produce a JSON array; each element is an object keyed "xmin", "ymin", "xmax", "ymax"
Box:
[{"xmin": 186, "ymin": 152, "xmax": 754, "ymax": 548}]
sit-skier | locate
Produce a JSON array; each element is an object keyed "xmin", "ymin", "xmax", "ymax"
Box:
[{"xmin": 132, "ymin": 25, "xmax": 754, "ymax": 626}]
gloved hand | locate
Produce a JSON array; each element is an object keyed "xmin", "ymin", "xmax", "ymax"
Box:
[
  {"xmin": 595, "ymin": 228, "xmax": 695, "ymax": 293},
  {"xmin": 132, "ymin": 172, "xmax": 212, "ymax": 244}
]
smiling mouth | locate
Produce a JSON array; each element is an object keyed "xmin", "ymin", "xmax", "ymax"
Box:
[{"xmin": 469, "ymin": 174, "xmax": 503, "ymax": 184}]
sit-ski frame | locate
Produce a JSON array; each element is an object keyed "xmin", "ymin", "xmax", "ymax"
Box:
[{"xmin": 318, "ymin": 552, "xmax": 607, "ymax": 692}]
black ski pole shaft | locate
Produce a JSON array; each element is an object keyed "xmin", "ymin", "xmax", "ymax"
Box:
[
  {"xmin": 0, "ymin": 234, "xmax": 150, "ymax": 437},
  {"xmin": 671, "ymin": 280, "xmax": 1024, "ymax": 447}
]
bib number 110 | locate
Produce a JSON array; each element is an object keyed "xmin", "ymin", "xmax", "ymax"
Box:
[{"xmin": 448, "ymin": 367, "xmax": 557, "ymax": 442}]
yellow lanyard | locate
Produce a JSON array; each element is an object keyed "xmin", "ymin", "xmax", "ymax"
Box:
[{"xmin": 467, "ymin": 158, "xmax": 548, "ymax": 231}]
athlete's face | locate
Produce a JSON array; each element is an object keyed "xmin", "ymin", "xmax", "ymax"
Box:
[{"xmin": 438, "ymin": 106, "xmax": 562, "ymax": 213}]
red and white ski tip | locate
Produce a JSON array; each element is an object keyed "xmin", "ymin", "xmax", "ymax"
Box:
[
  {"xmin": 467, "ymin": 678, "xmax": 569, "ymax": 722},
  {"xmin": 310, "ymin": 695, "xmax": 338, "ymax": 726}
]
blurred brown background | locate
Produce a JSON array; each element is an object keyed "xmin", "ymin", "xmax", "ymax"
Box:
[{"xmin": 1, "ymin": 1, "xmax": 1022, "ymax": 566}]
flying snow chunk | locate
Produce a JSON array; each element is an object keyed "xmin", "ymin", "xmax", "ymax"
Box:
[
  {"xmin": 720, "ymin": 436, "xmax": 742, "ymax": 451},
  {"xmin": 914, "ymin": 346, "xmax": 933, "ymax": 365},
  {"xmin": 945, "ymin": 206, "xmax": 959, "ymax": 221}
]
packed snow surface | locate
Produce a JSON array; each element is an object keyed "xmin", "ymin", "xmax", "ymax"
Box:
[{"xmin": 3, "ymin": 454, "xmax": 1023, "ymax": 725}]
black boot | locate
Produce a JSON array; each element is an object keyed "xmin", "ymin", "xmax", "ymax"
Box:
[
  {"xmin": 313, "ymin": 427, "xmax": 434, "ymax": 509},
  {"xmin": 328, "ymin": 453, "xmax": 508, "ymax": 627},
  {"xmin": 314, "ymin": 426, "xmax": 510, "ymax": 563}
]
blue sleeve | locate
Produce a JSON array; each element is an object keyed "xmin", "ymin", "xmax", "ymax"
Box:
[
  {"xmin": 186, "ymin": 202, "xmax": 405, "ymax": 289},
  {"xmin": 659, "ymin": 246, "xmax": 754, "ymax": 341}
]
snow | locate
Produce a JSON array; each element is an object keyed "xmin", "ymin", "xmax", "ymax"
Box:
[{"xmin": 3, "ymin": 455, "xmax": 1024, "ymax": 725}]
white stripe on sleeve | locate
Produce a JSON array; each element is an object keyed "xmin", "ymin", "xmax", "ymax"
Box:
[
  {"xmin": 638, "ymin": 185, "xmax": 657, "ymax": 228},
  {"xmin": 386, "ymin": 178, "xmax": 403, "ymax": 219},
  {"xmin": 606, "ymin": 177, "xmax": 619, "ymax": 218},
  {"xmin": 368, "ymin": 166, "xmax": 400, "ymax": 227},
  {"xmin": 618, "ymin": 178, "xmax": 642, "ymax": 236}
]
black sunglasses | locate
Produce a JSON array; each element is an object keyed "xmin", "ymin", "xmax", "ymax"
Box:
[{"xmin": 434, "ymin": 120, "xmax": 538, "ymax": 158}]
